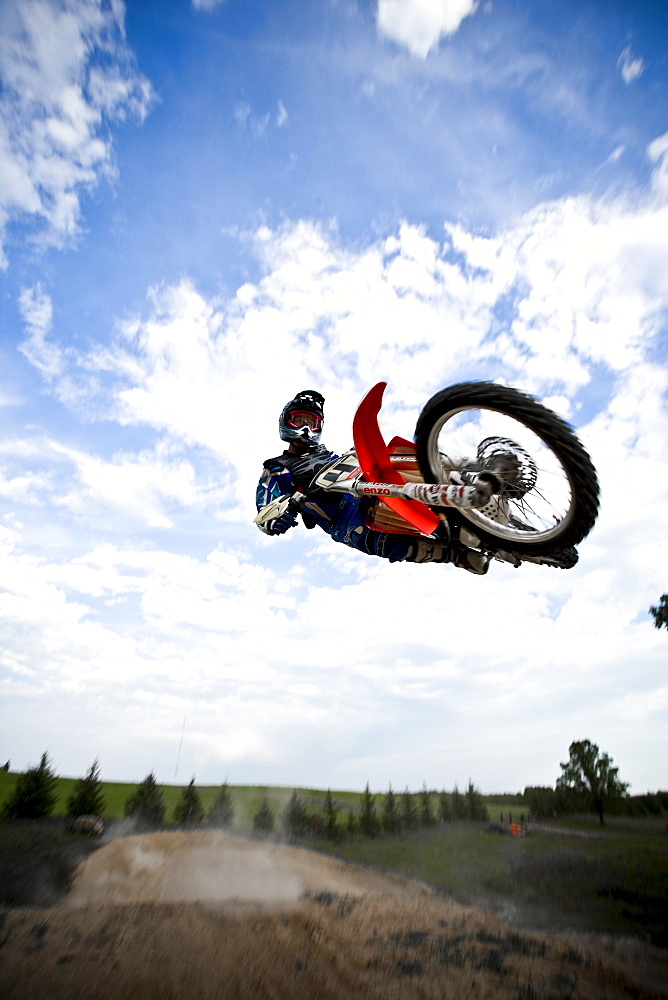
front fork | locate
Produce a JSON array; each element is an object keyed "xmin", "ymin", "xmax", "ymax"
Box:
[
  {"xmin": 352, "ymin": 474, "xmax": 497, "ymax": 510},
  {"xmin": 254, "ymin": 472, "xmax": 498, "ymax": 529}
]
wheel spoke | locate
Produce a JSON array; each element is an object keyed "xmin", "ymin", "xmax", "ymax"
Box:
[
  {"xmin": 428, "ymin": 408, "xmax": 574, "ymax": 545},
  {"xmin": 415, "ymin": 381, "xmax": 599, "ymax": 555}
]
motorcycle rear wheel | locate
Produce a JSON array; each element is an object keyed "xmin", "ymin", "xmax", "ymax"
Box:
[{"xmin": 414, "ymin": 382, "xmax": 599, "ymax": 555}]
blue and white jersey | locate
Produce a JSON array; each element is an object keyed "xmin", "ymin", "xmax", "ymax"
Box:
[
  {"xmin": 255, "ymin": 446, "xmax": 416, "ymax": 562},
  {"xmin": 255, "ymin": 449, "xmax": 343, "ymax": 535}
]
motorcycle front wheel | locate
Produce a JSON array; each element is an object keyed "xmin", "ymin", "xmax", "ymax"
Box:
[{"xmin": 414, "ymin": 382, "xmax": 599, "ymax": 555}]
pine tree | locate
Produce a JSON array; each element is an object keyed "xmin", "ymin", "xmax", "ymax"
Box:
[
  {"xmin": 465, "ymin": 779, "xmax": 488, "ymax": 821},
  {"xmin": 401, "ymin": 788, "xmax": 418, "ymax": 830},
  {"xmin": 282, "ymin": 789, "xmax": 307, "ymax": 838},
  {"xmin": 451, "ymin": 784, "xmax": 467, "ymax": 820},
  {"xmin": 174, "ymin": 777, "xmax": 205, "ymax": 826},
  {"xmin": 252, "ymin": 797, "xmax": 275, "ymax": 835},
  {"xmin": 438, "ymin": 789, "xmax": 453, "ymax": 823},
  {"xmin": 359, "ymin": 782, "xmax": 379, "ymax": 837},
  {"xmin": 123, "ymin": 772, "xmax": 166, "ymax": 829},
  {"xmin": 66, "ymin": 759, "xmax": 105, "ymax": 818},
  {"xmin": 419, "ymin": 783, "xmax": 435, "ymax": 827},
  {"xmin": 382, "ymin": 784, "xmax": 401, "ymax": 834},
  {"xmin": 1, "ymin": 752, "xmax": 58, "ymax": 819},
  {"xmin": 346, "ymin": 808, "xmax": 357, "ymax": 836},
  {"xmin": 208, "ymin": 781, "xmax": 235, "ymax": 827},
  {"xmin": 323, "ymin": 788, "xmax": 338, "ymax": 839}
]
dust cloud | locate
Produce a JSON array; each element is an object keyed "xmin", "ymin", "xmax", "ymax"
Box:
[
  {"xmin": 2, "ymin": 831, "xmax": 666, "ymax": 999},
  {"xmin": 67, "ymin": 830, "xmax": 378, "ymax": 906}
]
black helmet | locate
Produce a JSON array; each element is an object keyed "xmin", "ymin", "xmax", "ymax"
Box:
[{"xmin": 279, "ymin": 390, "xmax": 325, "ymax": 446}]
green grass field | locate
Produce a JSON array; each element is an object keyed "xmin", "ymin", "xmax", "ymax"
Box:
[
  {"xmin": 316, "ymin": 819, "xmax": 668, "ymax": 946},
  {"xmin": 0, "ymin": 770, "xmax": 363, "ymax": 826}
]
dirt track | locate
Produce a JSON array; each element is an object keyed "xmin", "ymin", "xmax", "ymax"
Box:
[{"xmin": 2, "ymin": 830, "xmax": 666, "ymax": 999}]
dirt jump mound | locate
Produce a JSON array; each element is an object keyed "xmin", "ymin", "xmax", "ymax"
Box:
[{"xmin": 2, "ymin": 830, "xmax": 666, "ymax": 999}]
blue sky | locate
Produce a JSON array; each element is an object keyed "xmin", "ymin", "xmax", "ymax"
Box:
[{"xmin": 1, "ymin": 0, "xmax": 667, "ymax": 795}]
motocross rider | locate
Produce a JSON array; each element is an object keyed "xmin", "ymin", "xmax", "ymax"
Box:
[{"xmin": 255, "ymin": 390, "xmax": 489, "ymax": 574}]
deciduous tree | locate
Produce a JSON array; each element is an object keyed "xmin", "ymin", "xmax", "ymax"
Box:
[
  {"xmin": 649, "ymin": 594, "xmax": 668, "ymax": 630},
  {"xmin": 556, "ymin": 740, "xmax": 629, "ymax": 825}
]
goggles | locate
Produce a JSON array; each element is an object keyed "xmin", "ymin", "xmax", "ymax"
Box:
[{"xmin": 286, "ymin": 409, "xmax": 322, "ymax": 431}]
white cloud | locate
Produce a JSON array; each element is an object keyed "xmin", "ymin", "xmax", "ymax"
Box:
[
  {"xmin": 18, "ymin": 283, "xmax": 64, "ymax": 378},
  {"xmin": 0, "ymin": 0, "xmax": 153, "ymax": 266},
  {"xmin": 377, "ymin": 0, "xmax": 478, "ymax": 58},
  {"xmin": 234, "ymin": 99, "xmax": 283, "ymax": 137},
  {"xmin": 50, "ymin": 441, "xmax": 208, "ymax": 529},
  {"xmin": 276, "ymin": 100, "xmax": 289, "ymax": 128},
  {"xmin": 19, "ymin": 133, "xmax": 667, "ymax": 521},
  {"xmin": 4, "ymin": 133, "xmax": 668, "ymax": 790},
  {"xmin": 192, "ymin": 0, "xmax": 226, "ymax": 10},
  {"xmin": 617, "ymin": 45, "xmax": 644, "ymax": 84},
  {"xmin": 648, "ymin": 131, "xmax": 668, "ymax": 199},
  {"xmin": 0, "ymin": 467, "xmax": 52, "ymax": 503}
]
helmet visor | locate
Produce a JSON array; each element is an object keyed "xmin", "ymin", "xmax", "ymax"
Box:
[{"xmin": 285, "ymin": 409, "xmax": 322, "ymax": 431}]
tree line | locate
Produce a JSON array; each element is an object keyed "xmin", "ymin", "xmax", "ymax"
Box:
[
  {"xmin": 3, "ymin": 739, "xmax": 662, "ymax": 833},
  {"xmin": 0, "ymin": 754, "xmax": 488, "ymax": 839}
]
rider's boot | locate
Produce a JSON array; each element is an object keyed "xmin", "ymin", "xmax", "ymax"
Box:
[
  {"xmin": 451, "ymin": 546, "xmax": 490, "ymax": 575},
  {"xmin": 406, "ymin": 539, "xmax": 449, "ymax": 564},
  {"xmin": 406, "ymin": 538, "xmax": 490, "ymax": 575}
]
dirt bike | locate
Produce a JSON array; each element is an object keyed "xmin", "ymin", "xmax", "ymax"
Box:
[{"xmin": 254, "ymin": 381, "xmax": 600, "ymax": 569}]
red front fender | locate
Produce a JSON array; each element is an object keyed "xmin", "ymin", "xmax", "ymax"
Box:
[{"xmin": 352, "ymin": 383, "xmax": 439, "ymax": 536}]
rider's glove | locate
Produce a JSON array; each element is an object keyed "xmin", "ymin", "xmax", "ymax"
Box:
[{"xmin": 269, "ymin": 512, "xmax": 298, "ymax": 535}]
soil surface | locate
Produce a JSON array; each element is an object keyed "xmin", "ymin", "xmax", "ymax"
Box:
[{"xmin": 2, "ymin": 830, "xmax": 666, "ymax": 999}]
